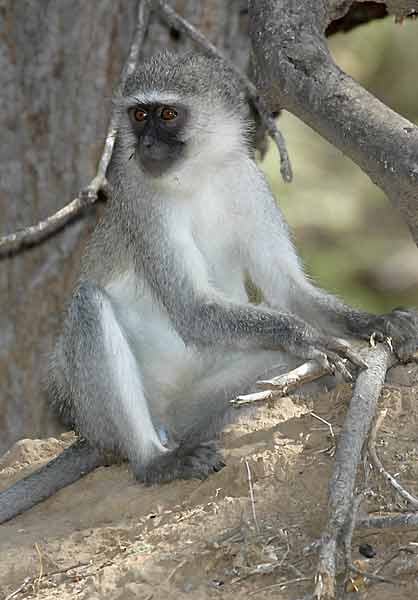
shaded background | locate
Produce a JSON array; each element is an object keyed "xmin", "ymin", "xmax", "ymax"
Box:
[{"xmin": 263, "ymin": 18, "xmax": 418, "ymax": 313}]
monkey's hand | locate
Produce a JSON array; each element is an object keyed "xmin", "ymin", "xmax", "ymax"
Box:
[
  {"xmin": 285, "ymin": 321, "xmax": 367, "ymax": 381},
  {"xmin": 346, "ymin": 308, "xmax": 418, "ymax": 363}
]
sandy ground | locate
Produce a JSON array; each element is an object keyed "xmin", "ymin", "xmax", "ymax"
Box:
[{"xmin": 1, "ymin": 368, "xmax": 418, "ymax": 600}]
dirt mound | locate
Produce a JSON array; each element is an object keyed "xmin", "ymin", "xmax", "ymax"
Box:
[{"xmin": 1, "ymin": 381, "xmax": 418, "ymax": 599}]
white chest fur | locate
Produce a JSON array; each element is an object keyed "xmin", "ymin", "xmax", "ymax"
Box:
[{"xmin": 104, "ymin": 173, "xmax": 249, "ymax": 399}]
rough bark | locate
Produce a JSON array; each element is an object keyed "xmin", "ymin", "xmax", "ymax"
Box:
[
  {"xmin": 0, "ymin": 0, "xmax": 133, "ymax": 452},
  {"xmin": 249, "ymin": 0, "xmax": 418, "ymax": 244}
]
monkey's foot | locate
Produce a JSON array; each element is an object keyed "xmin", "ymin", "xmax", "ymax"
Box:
[{"xmin": 137, "ymin": 442, "xmax": 225, "ymax": 485}]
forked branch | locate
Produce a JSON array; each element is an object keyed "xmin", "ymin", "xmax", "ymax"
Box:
[{"xmin": 249, "ymin": 0, "xmax": 418, "ymax": 244}]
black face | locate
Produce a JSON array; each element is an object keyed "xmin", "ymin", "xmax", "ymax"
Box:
[{"xmin": 129, "ymin": 103, "xmax": 188, "ymax": 177}]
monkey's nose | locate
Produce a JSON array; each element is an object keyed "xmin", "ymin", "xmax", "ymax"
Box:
[{"xmin": 142, "ymin": 134, "xmax": 154, "ymax": 148}]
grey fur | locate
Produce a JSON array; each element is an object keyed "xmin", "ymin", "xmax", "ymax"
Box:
[
  {"xmin": 121, "ymin": 51, "xmax": 248, "ymax": 117},
  {"xmin": 1, "ymin": 51, "xmax": 417, "ymax": 524}
]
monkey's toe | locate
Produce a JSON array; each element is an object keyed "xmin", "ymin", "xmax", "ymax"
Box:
[
  {"xmin": 182, "ymin": 443, "xmax": 226, "ymax": 479},
  {"xmin": 137, "ymin": 442, "xmax": 225, "ymax": 485}
]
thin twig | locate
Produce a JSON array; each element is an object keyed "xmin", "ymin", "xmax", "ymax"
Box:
[
  {"xmin": 157, "ymin": 0, "xmax": 292, "ymax": 182},
  {"xmin": 310, "ymin": 411, "xmax": 336, "ymax": 455},
  {"xmin": 0, "ymin": 0, "xmax": 151, "ymax": 255},
  {"xmin": 244, "ymin": 459, "xmax": 260, "ymax": 533},
  {"xmin": 231, "ymin": 359, "xmax": 328, "ymax": 406},
  {"xmin": 232, "ymin": 389, "xmax": 275, "ymax": 407},
  {"xmin": 357, "ymin": 511, "xmax": 418, "ymax": 529},
  {"xmin": 257, "ymin": 360, "xmax": 328, "ymax": 391},
  {"xmin": 3, "ymin": 561, "xmax": 91, "ymax": 599},
  {"xmin": 165, "ymin": 559, "xmax": 187, "ymax": 584},
  {"xmin": 368, "ymin": 408, "xmax": 418, "ymax": 508},
  {"xmin": 34, "ymin": 543, "xmax": 44, "ymax": 592},
  {"xmin": 4, "ymin": 578, "xmax": 31, "ymax": 600},
  {"xmin": 248, "ymin": 577, "xmax": 311, "ymax": 596}
]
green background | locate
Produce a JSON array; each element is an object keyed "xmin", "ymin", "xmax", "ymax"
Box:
[{"xmin": 261, "ymin": 18, "xmax": 418, "ymax": 313}]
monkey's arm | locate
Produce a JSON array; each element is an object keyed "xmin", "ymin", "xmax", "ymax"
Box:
[
  {"xmin": 243, "ymin": 179, "xmax": 418, "ymax": 362},
  {"xmin": 292, "ymin": 285, "xmax": 418, "ymax": 362},
  {"xmin": 138, "ymin": 226, "xmax": 365, "ymax": 376},
  {"xmin": 0, "ymin": 440, "xmax": 104, "ymax": 525}
]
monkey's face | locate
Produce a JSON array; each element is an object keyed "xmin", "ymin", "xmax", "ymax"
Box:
[{"xmin": 128, "ymin": 103, "xmax": 189, "ymax": 177}]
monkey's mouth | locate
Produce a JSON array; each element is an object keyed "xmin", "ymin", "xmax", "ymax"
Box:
[
  {"xmin": 137, "ymin": 141, "xmax": 185, "ymax": 177},
  {"xmin": 139, "ymin": 155, "xmax": 178, "ymax": 177}
]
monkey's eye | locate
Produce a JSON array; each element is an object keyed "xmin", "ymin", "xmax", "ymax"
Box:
[
  {"xmin": 160, "ymin": 107, "xmax": 177, "ymax": 121},
  {"xmin": 133, "ymin": 108, "xmax": 148, "ymax": 122}
]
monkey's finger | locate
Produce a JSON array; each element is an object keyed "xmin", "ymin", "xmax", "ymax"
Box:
[
  {"xmin": 332, "ymin": 359, "xmax": 353, "ymax": 382},
  {"xmin": 213, "ymin": 460, "xmax": 226, "ymax": 472},
  {"xmin": 310, "ymin": 350, "xmax": 334, "ymax": 374},
  {"xmin": 327, "ymin": 339, "xmax": 368, "ymax": 370},
  {"xmin": 323, "ymin": 350, "xmax": 353, "ymax": 382},
  {"xmin": 395, "ymin": 340, "xmax": 418, "ymax": 364}
]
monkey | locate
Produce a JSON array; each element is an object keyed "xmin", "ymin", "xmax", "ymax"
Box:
[{"xmin": 1, "ymin": 51, "xmax": 417, "ymax": 525}]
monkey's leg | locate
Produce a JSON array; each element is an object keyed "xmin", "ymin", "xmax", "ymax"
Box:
[
  {"xmin": 0, "ymin": 439, "xmax": 104, "ymax": 525},
  {"xmin": 139, "ymin": 350, "xmax": 293, "ymax": 484},
  {"xmin": 55, "ymin": 281, "xmax": 169, "ymax": 466},
  {"xmin": 0, "ymin": 282, "xmax": 169, "ymax": 524}
]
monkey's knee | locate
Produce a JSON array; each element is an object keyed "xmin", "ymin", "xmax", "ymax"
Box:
[{"xmin": 68, "ymin": 280, "xmax": 109, "ymax": 323}]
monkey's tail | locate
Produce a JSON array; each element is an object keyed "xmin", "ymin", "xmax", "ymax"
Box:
[{"xmin": 0, "ymin": 439, "xmax": 106, "ymax": 525}]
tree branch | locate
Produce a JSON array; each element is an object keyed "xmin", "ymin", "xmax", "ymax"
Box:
[
  {"xmin": 357, "ymin": 511, "xmax": 418, "ymax": 528},
  {"xmin": 0, "ymin": 0, "xmax": 151, "ymax": 256},
  {"xmin": 313, "ymin": 343, "xmax": 394, "ymax": 600},
  {"xmin": 326, "ymin": 2, "xmax": 387, "ymax": 35},
  {"xmin": 249, "ymin": 0, "xmax": 418, "ymax": 245}
]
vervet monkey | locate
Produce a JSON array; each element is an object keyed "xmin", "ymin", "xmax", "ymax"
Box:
[{"xmin": 1, "ymin": 51, "xmax": 417, "ymax": 525}]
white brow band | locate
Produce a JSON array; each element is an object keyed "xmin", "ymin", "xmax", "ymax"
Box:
[{"xmin": 132, "ymin": 91, "xmax": 182, "ymax": 105}]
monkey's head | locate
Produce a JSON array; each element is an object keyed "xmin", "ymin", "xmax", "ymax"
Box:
[{"xmin": 114, "ymin": 51, "xmax": 252, "ymax": 182}]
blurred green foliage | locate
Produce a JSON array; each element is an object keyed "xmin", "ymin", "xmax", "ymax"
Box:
[{"xmin": 260, "ymin": 18, "xmax": 418, "ymax": 313}]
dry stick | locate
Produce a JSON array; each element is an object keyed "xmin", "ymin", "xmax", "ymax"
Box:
[
  {"xmin": 248, "ymin": 577, "xmax": 311, "ymax": 596},
  {"xmin": 311, "ymin": 411, "xmax": 336, "ymax": 455},
  {"xmin": 0, "ymin": 0, "xmax": 151, "ymax": 256},
  {"xmin": 34, "ymin": 543, "xmax": 44, "ymax": 593},
  {"xmin": 313, "ymin": 344, "xmax": 395, "ymax": 600},
  {"xmin": 368, "ymin": 408, "xmax": 418, "ymax": 508},
  {"xmin": 157, "ymin": 0, "xmax": 292, "ymax": 182},
  {"xmin": 3, "ymin": 561, "xmax": 91, "ymax": 600},
  {"xmin": 4, "ymin": 578, "xmax": 31, "ymax": 600},
  {"xmin": 357, "ymin": 511, "xmax": 418, "ymax": 529},
  {"xmin": 231, "ymin": 359, "xmax": 327, "ymax": 406}
]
